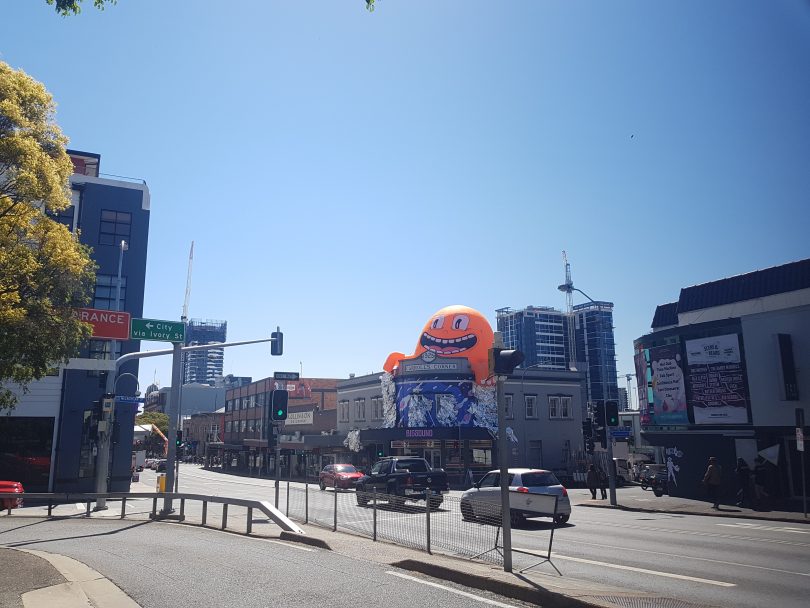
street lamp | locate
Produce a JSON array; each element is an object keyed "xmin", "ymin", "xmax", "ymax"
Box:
[{"xmin": 558, "ymin": 280, "xmax": 618, "ymax": 506}]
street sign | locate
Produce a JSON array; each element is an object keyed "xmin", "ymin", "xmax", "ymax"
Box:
[
  {"xmin": 798, "ymin": 428, "xmax": 805, "ymax": 452},
  {"xmin": 115, "ymin": 395, "xmax": 144, "ymax": 404},
  {"xmin": 610, "ymin": 429, "xmax": 632, "ymax": 439},
  {"xmin": 75, "ymin": 307, "xmax": 131, "ymax": 340},
  {"xmin": 130, "ymin": 318, "xmax": 185, "ymax": 342},
  {"xmin": 273, "ymin": 371, "xmax": 300, "ymax": 381}
]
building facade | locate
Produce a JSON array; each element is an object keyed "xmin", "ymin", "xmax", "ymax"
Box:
[
  {"xmin": 496, "ymin": 306, "xmax": 573, "ymax": 370},
  {"xmin": 573, "ymin": 301, "xmax": 619, "ymax": 406},
  {"xmin": 1, "ymin": 150, "xmax": 150, "ymax": 492},
  {"xmin": 183, "ymin": 319, "xmax": 227, "ymax": 385},
  {"xmin": 182, "ymin": 408, "xmax": 225, "ymax": 459},
  {"xmin": 635, "ymin": 259, "xmax": 810, "ymax": 508}
]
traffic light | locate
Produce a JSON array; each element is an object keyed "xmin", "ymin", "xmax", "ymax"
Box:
[
  {"xmin": 176, "ymin": 430, "xmax": 183, "ymax": 447},
  {"xmin": 270, "ymin": 389, "xmax": 289, "ymax": 421},
  {"xmin": 488, "ymin": 348, "xmax": 525, "ymax": 375},
  {"xmin": 586, "ymin": 438, "xmax": 595, "ymax": 453},
  {"xmin": 595, "ymin": 425, "xmax": 607, "ymax": 449},
  {"xmin": 271, "ymin": 330, "xmax": 283, "ymax": 356},
  {"xmin": 582, "ymin": 419, "xmax": 593, "ymax": 438},
  {"xmin": 605, "ymin": 400, "xmax": 619, "ymax": 427},
  {"xmin": 593, "ymin": 401, "xmax": 605, "ymax": 427}
]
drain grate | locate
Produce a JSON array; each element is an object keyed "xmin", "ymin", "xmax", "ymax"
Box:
[{"xmin": 585, "ymin": 596, "xmax": 718, "ymax": 608}]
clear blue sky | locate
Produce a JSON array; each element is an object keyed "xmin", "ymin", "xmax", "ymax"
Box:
[{"xmin": 4, "ymin": 1, "xmax": 810, "ymax": 401}]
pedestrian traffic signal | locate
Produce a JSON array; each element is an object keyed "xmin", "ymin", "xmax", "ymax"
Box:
[
  {"xmin": 271, "ymin": 330, "xmax": 283, "ymax": 356},
  {"xmin": 270, "ymin": 389, "xmax": 288, "ymax": 421},
  {"xmin": 595, "ymin": 425, "xmax": 607, "ymax": 449},
  {"xmin": 176, "ymin": 430, "xmax": 183, "ymax": 447},
  {"xmin": 586, "ymin": 438, "xmax": 595, "ymax": 453},
  {"xmin": 605, "ymin": 400, "xmax": 619, "ymax": 427},
  {"xmin": 593, "ymin": 401, "xmax": 605, "ymax": 427}
]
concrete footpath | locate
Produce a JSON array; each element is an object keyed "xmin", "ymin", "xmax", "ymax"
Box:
[
  {"xmin": 577, "ymin": 491, "xmax": 810, "ymax": 524},
  {"xmin": 0, "ymin": 546, "xmax": 140, "ymax": 608}
]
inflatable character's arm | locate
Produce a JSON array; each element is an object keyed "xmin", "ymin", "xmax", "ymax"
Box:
[{"xmin": 383, "ymin": 352, "xmax": 406, "ymax": 374}]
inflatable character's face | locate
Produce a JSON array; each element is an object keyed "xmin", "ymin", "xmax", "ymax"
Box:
[{"xmin": 415, "ymin": 305, "xmax": 494, "ymax": 360}]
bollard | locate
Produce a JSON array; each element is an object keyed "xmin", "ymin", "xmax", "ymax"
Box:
[
  {"xmin": 86, "ymin": 501, "xmax": 91, "ymax": 517},
  {"xmin": 120, "ymin": 498, "xmax": 127, "ymax": 519},
  {"xmin": 333, "ymin": 484, "xmax": 338, "ymax": 532},
  {"xmin": 151, "ymin": 497, "xmax": 157, "ymax": 518},
  {"xmin": 47, "ymin": 502, "xmax": 53, "ymax": 517},
  {"xmin": 222, "ymin": 503, "xmax": 228, "ymax": 530},
  {"xmin": 180, "ymin": 498, "xmax": 185, "ymax": 521},
  {"xmin": 305, "ymin": 482, "xmax": 309, "ymax": 524},
  {"xmin": 286, "ymin": 480, "xmax": 290, "ymax": 517},
  {"xmin": 201, "ymin": 501, "xmax": 207, "ymax": 526},
  {"xmin": 247, "ymin": 507, "xmax": 253, "ymax": 535},
  {"xmin": 373, "ymin": 488, "xmax": 377, "ymax": 542}
]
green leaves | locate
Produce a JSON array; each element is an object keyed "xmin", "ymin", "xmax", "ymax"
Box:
[{"xmin": 45, "ymin": 0, "xmax": 116, "ymax": 16}]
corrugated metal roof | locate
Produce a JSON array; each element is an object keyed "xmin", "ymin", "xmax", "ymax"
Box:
[
  {"xmin": 678, "ymin": 258, "xmax": 810, "ymax": 313},
  {"xmin": 651, "ymin": 302, "xmax": 679, "ymax": 328}
]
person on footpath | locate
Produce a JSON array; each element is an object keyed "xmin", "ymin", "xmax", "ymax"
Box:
[
  {"xmin": 734, "ymin": 458, "xmax": 751, "ymax": 507},
  {"xmin": 702, "ymin": 456, "xmax": 723, "ymax": 509},
  {"xmin": 598, "ymin": 467, "xmax": 608, "ymax": 500},
  {"xmin": 586, "ymin": 464, "xmax": 599, "ymax": 500}
]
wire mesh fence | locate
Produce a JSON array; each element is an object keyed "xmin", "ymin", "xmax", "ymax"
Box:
[{"xmin": 276, "ymin": 482, "xmax": 505, "ymax": 566}]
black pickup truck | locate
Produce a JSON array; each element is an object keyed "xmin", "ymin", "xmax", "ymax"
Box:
[{"xmin": 355, "ymin": 457, "xmax": 449, "ymax": 509}]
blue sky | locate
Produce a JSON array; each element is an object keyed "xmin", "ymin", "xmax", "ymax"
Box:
[{"xmin": 4, "ymin": 1, "xmax": 809, "ymax": 402}]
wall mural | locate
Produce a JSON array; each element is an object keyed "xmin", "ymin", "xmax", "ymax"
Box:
[{"xmin": 380, "ymin": 305, "xmax": 498, "ymax": 432}]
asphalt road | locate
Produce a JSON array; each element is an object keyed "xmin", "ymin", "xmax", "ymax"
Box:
[
  {"xmin": 146, "ymin": 465, "xmax": 810, "ymax": 608},
  {"xmin": 0, "ymin": 516, "xmax": 531, "ymax": 608}
]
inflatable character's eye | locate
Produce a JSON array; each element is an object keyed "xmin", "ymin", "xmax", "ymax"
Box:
[
  {"xmin": 431, "ymin": 316, "xmax": 445, "ymax": 330},
  {"xmin": 451, "ymin": 315, "xmax": 469, "ymax": 331}
]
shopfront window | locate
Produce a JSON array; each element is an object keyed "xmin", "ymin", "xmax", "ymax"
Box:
[{"xmin": 0, "ymin": 416, "xmax": 55, "ymax": 492}]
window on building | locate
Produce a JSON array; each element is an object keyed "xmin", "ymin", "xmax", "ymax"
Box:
[
  {"xmin": 549, "ymin": 396, "xmax": 558, "ymax": 418},
  {"xmin": 240, "ymin": 420, "xmax": 246, "ymax": 433},
  {"xmin": 525, "ymin": 395, "xmax": 537, "ymax": 418},
  {"xmin": 93, "ymin": 274, "xmax": 126, "ymax": 311},
  {"xmin": 355, "ymin": 398, "xmax": 366, "ymax": 421},
  {"xmin": 86, "ymin": 340, "xmax": 121, "ymax": 377},
  {"xmin": 560, "ymin": 396, "xmax": 571, "ymax": 418},
  {"xmin": 99, "ymin": 209, "xmax": 131, "ymax": 246},
  {"xmin": 371, "ymin": 396, "xmax": 384, "ymax": 420},
  {"xmin": 339, "ymin": 400, "xmax": 349, "ymax": 423},
  {"xmin": 549, "ymin": 395, "xmax": 573, "ymax": 419},
  {"xmin": 504, "ymin": 394, "xmax": 514, "ymax": 419},
  {"xmin": 226, "ymin": 420, "xmax": 232, "ymax": 433}
]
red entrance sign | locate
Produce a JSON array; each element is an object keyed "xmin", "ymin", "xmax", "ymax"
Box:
[{"xmin": 75, "ymin": 307, "xmax": 131, "ymax": 340}]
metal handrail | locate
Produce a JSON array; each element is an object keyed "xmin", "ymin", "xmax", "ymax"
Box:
[{"xmin": 14, "ymin": 492, "xmax": 303, "ymax": 535}]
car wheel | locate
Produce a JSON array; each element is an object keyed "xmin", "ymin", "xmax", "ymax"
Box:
[
  {"xmin": 653, "ymin": 487, "xmax": 664, "ymax": 497},
  {"xmin": 460, "ymin": 502, "xmax": 476, "ymax": 522},
  {"xmin": 510, "ymin": 510, "xmax": 525, "ymax": 527},
  {"xmin": 356, "ymin": 491, "xmax": 369, "ymax": 507},
  {"xmin": 428, "ymin": 496, "xmax": 443, "ymax": 510},
  {"xmin": 319, "ymin": 480, "xmax": 325, "ymax": 491},
  {"xmin": 641, "ymin": 483, "xmax": 649, "ymax": 490},
  {"xmin": 554, "ymin": 514, "xmax": 570, "ymax": 525}
]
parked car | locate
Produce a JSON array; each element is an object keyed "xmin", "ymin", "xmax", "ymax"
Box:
[
  {"xmin": 156, "ymin": 459, "xmax": 167, "ymax": 472},
  {"xmin": 640, "ymin": 464, "xmax": 667, "ymax": 490},
  {"xmin": 319, "ymin": 464, "xmax": 364, "ymax": 490},
  {"xmin": 460, "ymin": 468, "xmax": 571, "ymax": 526},
  {"xmin": 355, "ymin": 456, "xmax": 449, "ymax": 509},
  {"xmin": 0, "ymin": 481, "xmax": 24, "ymax": 510}
]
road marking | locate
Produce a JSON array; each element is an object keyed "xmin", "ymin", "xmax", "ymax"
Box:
[
  {"xmin": 386, "ymin": 571, "xmax": 519, "ymax": 607},
  {"xmin": 541, "ymin": 553, "xmax": 735, "ymax": 587},
  {"xmin": 716, "ymin": 523, "xmax": 810, "ymax": 534},
  {"xmin": 573, "ymin": 519, "xmax": 810, "ymax": 548},
  {"xmin": 558, "ymin": 539, "xmax": 810, "ymax": 578}
]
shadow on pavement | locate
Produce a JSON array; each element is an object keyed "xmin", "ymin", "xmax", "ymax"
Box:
[{"xmin": 2, "ymin": 520, "xmax": 152, "ymax": 548}]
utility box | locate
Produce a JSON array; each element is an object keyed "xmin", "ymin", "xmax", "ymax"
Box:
[{"xmin": 156, "ymin": 473, "xmax": 166, "ymax": 493}]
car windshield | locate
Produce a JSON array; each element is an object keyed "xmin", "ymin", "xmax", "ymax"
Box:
[
  {"xmin": 394, "ymin": 459, "xmax": 428, "ymax": 472},
  {"xmin": 520, "ymin": 472, "xmax": 559, "ymax": 487},
  {"xmin": 334, "ymin": 465, "xmax": 356, "ymax": 473}
]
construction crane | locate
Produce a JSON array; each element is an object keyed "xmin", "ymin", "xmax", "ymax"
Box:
[
  {"xmin": 182, "ymin": 241, "xmax": 194, "ymax": 324},
  {"xmin": 561, "ymin": 251, "xmax": 577, "ymax": 370},
  {"xmin": 617, "ymin": 372, "xmax": 637, "ymax": 410}
]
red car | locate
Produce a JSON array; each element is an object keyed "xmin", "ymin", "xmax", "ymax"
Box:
[
  {"xmin": 319, "ymin": 464, "xmax": 363, "ymax": 490},
  {"xmin": 0, "ymin": 481, "xmax": 24, "ymax": 510}
]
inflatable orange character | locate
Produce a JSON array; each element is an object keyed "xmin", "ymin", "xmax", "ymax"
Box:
[{"xmin": 383, "ymin": 305, "xmax": 495, "ymax": 385}]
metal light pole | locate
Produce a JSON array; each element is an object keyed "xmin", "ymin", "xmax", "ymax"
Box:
[
  {"xmin": 494, "ymin": 332, "xmax": 513, "ymax": 572},
  {"xmin": 94, "ymin": 240, "xmax": 128, "ymax": 510},
  {"xmin": 559, "ymin": 282, "xmax": 618, "ymax": 506}
]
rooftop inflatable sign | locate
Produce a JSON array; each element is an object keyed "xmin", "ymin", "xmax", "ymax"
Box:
[{"xmin": 380, "ymin": 305, "xmax": 498, "ymax": 431}]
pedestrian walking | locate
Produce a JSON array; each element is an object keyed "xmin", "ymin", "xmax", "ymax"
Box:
[
  {"xmin": 734, "ymin": 458, "xmax": 751, "ymax": 507},
  {"xmin": 702, "ymin": 456, "xmax": 722, "ymax": 509},
  {"xmin": 598, "ymin": 467, "xmax": 608, "ymax": 500},
  {"xmin": 586, "ymin": 464, "xmax": 599, "ymax": 500}
]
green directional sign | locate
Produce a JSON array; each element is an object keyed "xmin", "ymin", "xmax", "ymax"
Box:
[{"xmin": 130, "ymin": 318, "xmax": 185, "ymax": 343}]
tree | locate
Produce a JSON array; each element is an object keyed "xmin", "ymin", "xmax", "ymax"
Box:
[
  {"xmin": 0, "ymin": 61, "xmax": 95, "ymax": 411},
  {"xmin": 135, "ymin": 412, "xmax": 169, "ymax": 436},
  {"xmin": 45, "ymin": 0, "xmax": 116, "ymax": 15}
]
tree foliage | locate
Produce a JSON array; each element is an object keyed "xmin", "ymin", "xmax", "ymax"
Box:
[
  {"xmin": 0, "ymin": 62, "xmax": 95, "ymax": 411},
  {"xmin": 46, "ymin": 0, "xmax": 116, "ymax": 16},
  {"xmin": 135, "ymin": 411, "xmax": 169, "ymax": 436}
]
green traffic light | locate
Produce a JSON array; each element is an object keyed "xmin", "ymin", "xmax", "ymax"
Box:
[{"xmin": 277, "ymin": 409, "xmax": 284, "ymax": 417}]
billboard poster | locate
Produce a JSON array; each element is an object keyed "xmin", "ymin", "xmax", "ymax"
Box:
[
  {"xmin": 686, "ymin": 334, "xmax": 749, "ymax": 424},
  {"xmin": 649, "ymin": 344, "xmax": 689, "ymax": 425}
]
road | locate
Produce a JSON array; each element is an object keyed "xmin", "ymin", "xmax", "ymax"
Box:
[
  {"xmin": 148, "ymin": 465, "xmax": 810, "ymax": 608},
  {"xmin": 0, "ymin": 516, "xmax": 530, "ymax": 608}
]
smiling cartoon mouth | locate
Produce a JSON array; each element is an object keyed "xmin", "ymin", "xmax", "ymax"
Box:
[{"xmin": 420, "ymin": 332, "xmax": 477, "ymax": 355}]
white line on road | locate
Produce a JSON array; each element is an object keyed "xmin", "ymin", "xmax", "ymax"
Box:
[
  {"xmin": 557, "ymin": 539, "xmax": 810, "ymax": 578},
  {"xmin": 541, "ymin": 553, "xmax": 736, "ymax": 587},
  {"xmin": 716, "ymin": 523, "xmax": 810, "ymax": 534},
  {"xmin": 386, "ymin": 571, "xmax": 519, "ymax": 607}
]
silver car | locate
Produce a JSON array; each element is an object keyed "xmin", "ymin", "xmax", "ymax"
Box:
[{"xmin": 460, "ymin": 468, "xmax": 572, "ymax": 525}]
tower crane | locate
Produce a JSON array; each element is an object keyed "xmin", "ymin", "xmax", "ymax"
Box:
[{"xmin": 561, "ymin": 251, "xmax": 577, "ymax": 370}]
